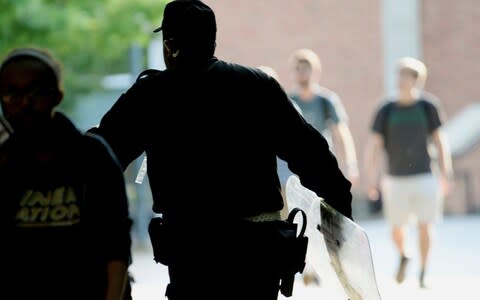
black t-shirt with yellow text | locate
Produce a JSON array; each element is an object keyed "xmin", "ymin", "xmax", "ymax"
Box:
[{"xmin": 1, "ymin": 113, "xmax": 131, "ymax": 300}]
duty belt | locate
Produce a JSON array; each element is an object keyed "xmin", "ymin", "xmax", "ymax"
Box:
[{"xmin": 243, "ymin": 210, "xmax": 282, "ymax": 222}]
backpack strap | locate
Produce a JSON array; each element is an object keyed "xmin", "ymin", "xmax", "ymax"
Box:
[
  {"xmin": 382, "ymin": 100, "xmax": 395, "ymax": 136},
  {"xmin": 136, "ymin": 69, "xmax": 162, "ymax": 82},
  {"xmin": 382, "ymin": 99, "xmax": 431, "ymax": 134},
  {"xmin": 321, "ymin": 96, "xmax": 330, "ymax": 121},
  {"xmin": 418, "ymin": 98, "xmax": 431, "ymax": 121}
]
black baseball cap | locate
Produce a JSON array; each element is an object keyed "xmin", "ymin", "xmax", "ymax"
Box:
[{"xmin": 154, "ymin": 0, "xmax": 216, "ymax": 43}]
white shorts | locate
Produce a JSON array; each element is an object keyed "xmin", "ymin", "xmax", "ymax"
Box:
[{"xmin": 381, "ymin": 173, "xmax": 442, "ymax": 226}]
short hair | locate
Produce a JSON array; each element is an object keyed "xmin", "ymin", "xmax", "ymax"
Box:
[
  {"xmin": 397, "ymin": 56, "xmax": 428, "ymax": 87},
  {"xmin": 289, "ymin": 48, "xmax": 322, "ymax": 72},
  {"xmin": 0, "ymin": 47, "xmax": 63, "ymax": 92}
]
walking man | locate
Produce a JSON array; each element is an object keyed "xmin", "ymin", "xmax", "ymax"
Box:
[
  {"xmin": 364, "ymin": 56, "xmax": 453, "ymax": 288},
  {"xmin": 288, "ymin": 48, "xmax": 359, "ymax": 184},
  {"xmin": 288, "ymin": 48, "xmax": 359, "ymax": 285}
]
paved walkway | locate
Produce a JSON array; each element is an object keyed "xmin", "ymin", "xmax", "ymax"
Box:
[{"xmin": 129, "ymin": 214, "xmax": 480, "ymax": 300}]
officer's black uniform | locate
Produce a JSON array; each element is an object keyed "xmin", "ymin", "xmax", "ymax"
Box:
[{"xmin": 91, "ymin": 1, "xmax": 352, "ymax": 299}]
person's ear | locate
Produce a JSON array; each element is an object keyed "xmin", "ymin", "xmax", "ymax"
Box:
[
  {"xmin": 164, "ymin": 39, "xmax": 172, "ymax": 54},
  {"xmin": 51, "ymin": 89, "xmax": 63, "ymax": 107},
  {"xmin": 164, "ymin": 39, "xmax": 180, "ymax": 58}
]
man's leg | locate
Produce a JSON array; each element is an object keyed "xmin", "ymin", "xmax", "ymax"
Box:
[
  {"xmin": 382, "ymin": 176, "xmax": 411, "ymax": 283},
  {"xmin": 418, "ymin": 222, "xmax": 432, "ymax": 288},
  {"xmin": 392, "ymin": 225, "xmax": 407, "ymax": 257},
  {"xmin": 392, "ymin": 225, "xmax": 410, "ymax": 283},
  {"xmin": 414, "ymin": 173, "xmax": 442, "ymax": 288}
]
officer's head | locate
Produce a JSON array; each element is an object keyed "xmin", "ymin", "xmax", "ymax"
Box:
[
  {"xmin": 0, "ymin": 47, "xmax": 63, "ymax": 132},
  {"xmin": 154, "ymin": 0, "xmax": 217, "ymax": 69}
]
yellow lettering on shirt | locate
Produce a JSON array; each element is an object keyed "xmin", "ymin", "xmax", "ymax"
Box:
[{"xmin": 15, "ymin": 186, "xmax": 81, "ymax": 227}]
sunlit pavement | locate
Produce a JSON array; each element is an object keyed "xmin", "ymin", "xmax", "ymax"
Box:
[{"xmin": 129, "ymin": 214, "xmax": 480, "ymax": 300}]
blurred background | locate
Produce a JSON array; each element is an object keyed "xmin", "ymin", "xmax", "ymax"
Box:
[{"xmin": 2, "ymin": 0, "xmax": 478, "ymax": 299}]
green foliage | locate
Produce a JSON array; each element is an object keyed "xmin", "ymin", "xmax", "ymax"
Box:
[{"xmin": 0, "ymin": 0, "xmax": 170, "ymax": 111}]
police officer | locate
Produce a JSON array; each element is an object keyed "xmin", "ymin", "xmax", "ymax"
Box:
[{"xmin": 92, "ymin": 1, "xmax": 352, "ymax": 299}]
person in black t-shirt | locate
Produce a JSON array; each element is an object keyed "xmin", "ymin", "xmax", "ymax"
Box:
[
  {"xmin": 364, "ymin": 57, "xmax": 454, "ymax": 288},
  {"xmin": 288, "ymin": 48, "xmax": 359, "ymax": 185},
  {"xmin": 287, "ymin": 48, "xmax": 359, "ymax": 286},
  {"xmin": 0, "ymin": 47, "xmax": 132, "ymax": 300}
]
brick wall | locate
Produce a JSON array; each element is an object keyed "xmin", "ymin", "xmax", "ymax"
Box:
[
  {"xmin": 200, "ymin": 0, "xmax": 479, "ymax": 214},
  {"xmin": 204, "ymin": 0, "xmax": 383, "ymax": 204},
  {"xmin": 422, "ymin": 0, "xmax": 480, "ymax": 213}
]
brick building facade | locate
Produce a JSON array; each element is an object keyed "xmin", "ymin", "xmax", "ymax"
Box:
[
  {"xmin": 422, "ymin": 0, "xmax": 480, "ymax": 213},
  {"xmin": 203, "ymin": 0, "xmax": 479, "ymax": 215}
]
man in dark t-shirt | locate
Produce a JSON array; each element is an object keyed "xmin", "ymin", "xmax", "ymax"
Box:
[
  {"xmin": 0, "ymin": 47, "xmax": 132, "ymax": 300},
  {"xmin": 372, "ymin": 97, "xmax": 442, "ymax": 176},
  {"xmin": 364, "ymin": 57, "xmax": 454, "ymax": 288},
  {"xmin": 290, "ymin": 88, "xmax": 343, "ymax": 147},
  {"xmin": 287, "ymin": 48, "xmax": 359, "ymax": 286},
  {"xmin": 288, "ymin": 48, "xmax": 358, "ymax": 183}
]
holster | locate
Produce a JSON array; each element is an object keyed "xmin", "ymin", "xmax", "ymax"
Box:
[
  {"xmin": 279, "ymin": 207, "xmax": 309, "ymax": 297},
  {"xmin": 148, "ymin": 216, "xmax": 172, "ymax": 266}
]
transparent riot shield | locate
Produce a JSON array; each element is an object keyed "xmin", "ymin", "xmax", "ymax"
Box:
[{"xmin": 285, "ymin": 175, "xmax": 382, "ymax": 300}]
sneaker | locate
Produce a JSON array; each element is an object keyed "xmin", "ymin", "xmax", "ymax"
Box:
[
  {"xmin": 419, "ymin": 269, "xmax": 429, "ymax": 289},
  {"xmin": 302, "ymin": 272, "xmax": 321, "ymax": 286},
  {"xmin": 395, "ymin": 255, "xmax": 410, "ymax": 283}
]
